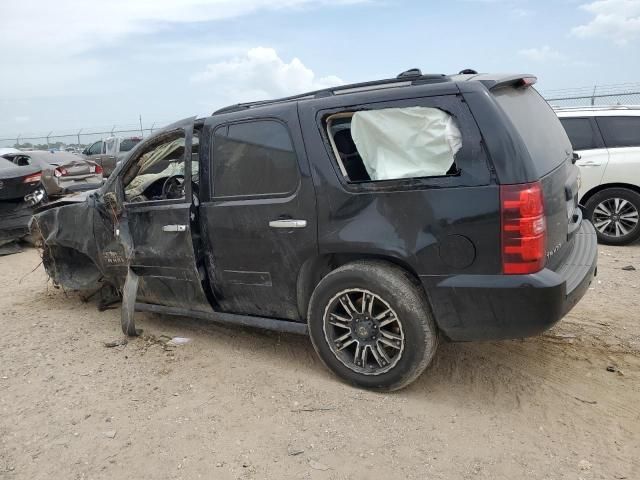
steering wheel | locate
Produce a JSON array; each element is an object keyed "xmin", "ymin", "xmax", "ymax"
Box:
[{"xmin": 161, "ymin": 175, "xmax": 185, "ymax": 199}]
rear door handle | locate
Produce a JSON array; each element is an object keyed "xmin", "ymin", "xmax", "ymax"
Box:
[
  {"xmin": 269, "ymin": 219, "xmax": 307, "ymax": 229},
  {"xmin": 162, "ymin": 224, "xmax": 187, "ymax": 232},
  {"xmin": 577, "ymin": 160, "xmax": 602, "ymax": 167}
]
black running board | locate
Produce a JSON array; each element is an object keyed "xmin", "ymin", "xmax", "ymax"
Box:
[{"xmin": 134, "ymin": 302, "xmax": 308, "ymax": 335}]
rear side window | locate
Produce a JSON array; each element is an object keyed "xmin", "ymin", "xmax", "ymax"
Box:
[
  {"xmin": 212, "ymin": 120, "xmax": 299, "ymax": 197},
  {"xmin": 326, "ymin": 107, "xmax": 461, "ymax": 183},
  {"xmin": 493, "ymin": 88, "xmax": 572, "ymax": 176},
  {"xmin": 596, "ymin": 116, "xmax": 640, "ymax": 148},
  {"xmin": 560, "ymin": 118, "xmax": 600, "ymax": 150}
]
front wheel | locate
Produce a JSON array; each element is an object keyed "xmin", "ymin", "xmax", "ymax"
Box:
[
  {"xmin": 585, "ymin": 187, "xmax": 640, "ymax": 245},
  {"xmin": 307, "ymin": 261, "xmax": 438, "ymax": 391}
]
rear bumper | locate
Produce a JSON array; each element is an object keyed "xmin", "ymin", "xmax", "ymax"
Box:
[
  {"xmin": 423, "ymin": 220, "xmax": 598, "ymax": 341},
  {"xmin": 43, "ymin": 174, "xmax": 103, "ymax": 196}
]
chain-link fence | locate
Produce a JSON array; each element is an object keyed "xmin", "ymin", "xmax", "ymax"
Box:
[
  {"xmin": 2, "ymin": 83, "xmax": 640, "ymax": 149},
  {"xmin": 0, "ymin": 121, "xmax": 172, "ymax": 149},
  {"xmin": 543, "ymin": 83, "xmax": 640, "ymax": 108}
]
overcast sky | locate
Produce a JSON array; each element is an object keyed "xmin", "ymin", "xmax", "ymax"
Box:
[{"xmin": 1, "ymin": 0, "xmax": 639, "ymax": 138}]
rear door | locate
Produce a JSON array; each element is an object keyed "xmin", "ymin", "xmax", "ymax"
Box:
[
  {"xmin": 596, "ymin": 115, "xmax": 640, "ymax": 186},
  {"xmin": 559, "ymin": 116, "xmax": 609, "ymax": 197},
  {"xmin": 200, "ymin": 107, "xmax": 318, "ymax": 320}
]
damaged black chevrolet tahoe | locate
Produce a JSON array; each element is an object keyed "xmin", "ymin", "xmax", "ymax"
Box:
[{"xmin": 31, "ymin": 71, "xmax": 598, "ymax": 391}]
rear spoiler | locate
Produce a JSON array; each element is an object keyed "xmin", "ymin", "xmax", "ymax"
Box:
[
  {"xmin": 451, "ymin": 73, "xmax": 538, "ymax": 91},
  {"xmin": 483, "ymin": 75, "xmax": 537, "ymax": 91}
]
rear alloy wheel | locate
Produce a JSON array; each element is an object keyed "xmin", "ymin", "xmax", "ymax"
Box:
[
  {"xmin": 323, "ymin": 288, "xmax": 405, "ymax": 375},
  {"xmin": 586, "ymin": 188, "xmax": 640, "ymax": 245},
  {"xmin": 308, "ymin": 261, "xmax": 438, "ymax": 391}
]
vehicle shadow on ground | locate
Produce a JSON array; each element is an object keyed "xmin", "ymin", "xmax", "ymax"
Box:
[{"xmin": 135, "ymin": 310, "xmax": 570, "ymax": 406}]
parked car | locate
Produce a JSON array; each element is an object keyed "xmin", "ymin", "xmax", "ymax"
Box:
[
  {"xmin": 32, "ymin": 71, "xmax": 597, "ymax": 391},
  {"xmin": 1, "ymin": 150, "xmax": 103, "ymax": 197},
  {"xmin": 82, "ymin": 136, "xmax": 142, "ymax": 177},
  {"xmin": 556, "ymin": 106, "xmax": 640, "ymax": 245},
  {"xmin": 0, "ymin": 157, "xmax": 46, "ymax": 247}
]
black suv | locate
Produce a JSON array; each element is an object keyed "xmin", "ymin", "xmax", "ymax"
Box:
[{"xmin": 32, "ymin": 70, "xmax": 597, "ymax": 391}]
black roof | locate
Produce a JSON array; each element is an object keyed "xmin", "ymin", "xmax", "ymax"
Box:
[{"xmin": 211, "ymin": 70, "xmax": 536, "ymax": 116}]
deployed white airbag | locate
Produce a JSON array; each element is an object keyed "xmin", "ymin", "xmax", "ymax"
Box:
[{"xmin": 350, "ymin": 107, "xmax": 462, "ymax": 181}]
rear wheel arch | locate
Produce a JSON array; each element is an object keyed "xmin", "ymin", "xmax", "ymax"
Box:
[
  {"xmin": 580, "ymin": 182, "xmax": 640, "ymax": 206},
  {"xmin": 296, "ymin": 252, "xmax": 430, "ymax": 321}
]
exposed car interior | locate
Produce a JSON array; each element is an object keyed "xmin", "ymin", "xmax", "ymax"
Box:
[
  {"xmin": 123, "ymin": 131, "xmax": 199, "ymax": 203},
  {"xmin": 326, "ymin": 107, "xmax": 461, "ymax": 183}
]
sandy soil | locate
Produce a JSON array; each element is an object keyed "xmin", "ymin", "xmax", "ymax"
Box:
[{"xmin": 0, "ymin": 246, "xmax": 638, "ymax": 480}]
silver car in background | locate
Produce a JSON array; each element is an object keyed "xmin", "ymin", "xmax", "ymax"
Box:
[{"xmin": 1, "ymin": 150, "xmax": 103, "ymax": 197}]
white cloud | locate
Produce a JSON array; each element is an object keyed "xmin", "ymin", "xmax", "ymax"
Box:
[
  {"xmin": 572, "ymin": 0, "xmax": 640, "ymax": 45},
  {"xmin": 518, "ymin": 46, "xmax": 565, "ymax": 62},
  {"xmin": 191, "ymin": 47, "xmax": 344, "ymax": 104},
  {"xmin": 0, "ymin": 0, "xmax": 364, "ymax": 98}
]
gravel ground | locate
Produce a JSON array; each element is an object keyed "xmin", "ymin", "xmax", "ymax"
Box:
[{"xmin": 0, "ymin": 245, "xmax": 638, "ymax": 480}]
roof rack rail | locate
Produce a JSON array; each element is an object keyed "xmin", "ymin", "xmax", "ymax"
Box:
[
  {"xmin": 552, "ymin": 105, "xmax": 640, "ymax": 111},
  {"xmin": 213, "ymin": 71, "xmax": 449, "ymax": 115}
]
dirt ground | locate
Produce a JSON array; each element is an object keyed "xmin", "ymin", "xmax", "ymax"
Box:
[{"xmin": 0, "ymin": 246, "xmax": 638, "ymax": 480}]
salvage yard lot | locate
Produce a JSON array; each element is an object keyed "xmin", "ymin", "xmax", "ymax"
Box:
[{"xmin": 1, "ymin": 246, "xmax": 638, "ymax": 480}]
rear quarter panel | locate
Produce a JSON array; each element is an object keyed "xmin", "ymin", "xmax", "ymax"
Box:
[{"xmin": 297, "ymin": 87, "xmax": 501, "ymax": 277}]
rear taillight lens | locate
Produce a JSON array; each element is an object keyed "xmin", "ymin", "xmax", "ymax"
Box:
[
  {"xmin": 94, "ymin": 164, "xmax": 103, "ymax": 175},
  {"xmin": 54, "ymin": 167, "xmax": 68, "ymax": 177},
  {"xmin": 501, "ymin": 181, "xmax": 546, "ymax": 274},
  {"xmin": 23, "ymin": 172, "xmax": 42, "ymax": 184}
]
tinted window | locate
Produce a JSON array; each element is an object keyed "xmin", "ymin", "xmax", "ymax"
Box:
[
  {"xmin": 596, "ymin": 116, "xmax": 640, "ymax": 148},
  {"xmin": 120, "ymin": 138, "xmax": 141, "ymax": 152},
  {"xmin": 493, "ymin": 88, "xmax": 572, "ymax": 176},
  {"xmin": 560, "ymin": 118, "xmax": 599, "ymax": 150},
  {"xmin": 212, "ymin": 120, "xmax": 298, "ymax": 197}
]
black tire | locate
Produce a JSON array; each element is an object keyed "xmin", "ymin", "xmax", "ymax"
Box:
[
  {"xmin": 585, "ymin": 187, "xmax": 640, "ymax": 245},
  {"xmin": 307, "ymin": 260, "xmax": 438, "ymax": 391}
]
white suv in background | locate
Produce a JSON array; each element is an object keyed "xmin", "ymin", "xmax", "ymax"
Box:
[{"xmin": 556, "ymin": 106, "xmax": 640, "ymax": 245}]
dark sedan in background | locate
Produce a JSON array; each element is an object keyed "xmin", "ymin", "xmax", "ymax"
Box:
[{"xmin": 0, "ymin": 157, "xmax": 46, "ymax": 248}]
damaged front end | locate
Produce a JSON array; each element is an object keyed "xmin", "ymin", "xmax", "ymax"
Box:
[{"xmin": 30, "ymin": 190, "xmax": 126, "ymax": 293}]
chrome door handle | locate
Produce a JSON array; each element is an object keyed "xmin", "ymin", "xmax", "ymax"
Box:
[
  {"xmin": 269, "ymin": 219, "xmax": 307, "ymax": 229},
  {"xmin": 162, "ymin": 224, "xmax": 187, "ymax": 232}
]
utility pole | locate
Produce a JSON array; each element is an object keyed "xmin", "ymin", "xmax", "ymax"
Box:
[
  {"xmin": 591, "ymin": 85, "xmax": 597, "ymax": 106},
  {"xmin": 139, "ymin": 115, "xmax": 144, "ymax": 137},
  {"xmin": 47, "ymin": 131, "xmax": 52, "ymax": 150},
  {"xmin": 77, "ymin": 128, "xmax": 83, "ymax": 147}
]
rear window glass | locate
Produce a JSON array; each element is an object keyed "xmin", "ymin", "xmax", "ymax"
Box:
[
  {"xmin": 596, "ymin": 116, "xmax": 640, "ymax": 148},
  {"xmin": 120, "ymin": 138, "xmax": 141, "ymax": 152},
  {"xmin": 560, "ymin": 118, "xmax": 600, "ymax": 150},
  {"xmin": 493, "ymin": 88, "xmax": 572, "ymax": 176},
  {"xmin": 326, "ymin": 107, "xmax": 461, "ymax": 183}
]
